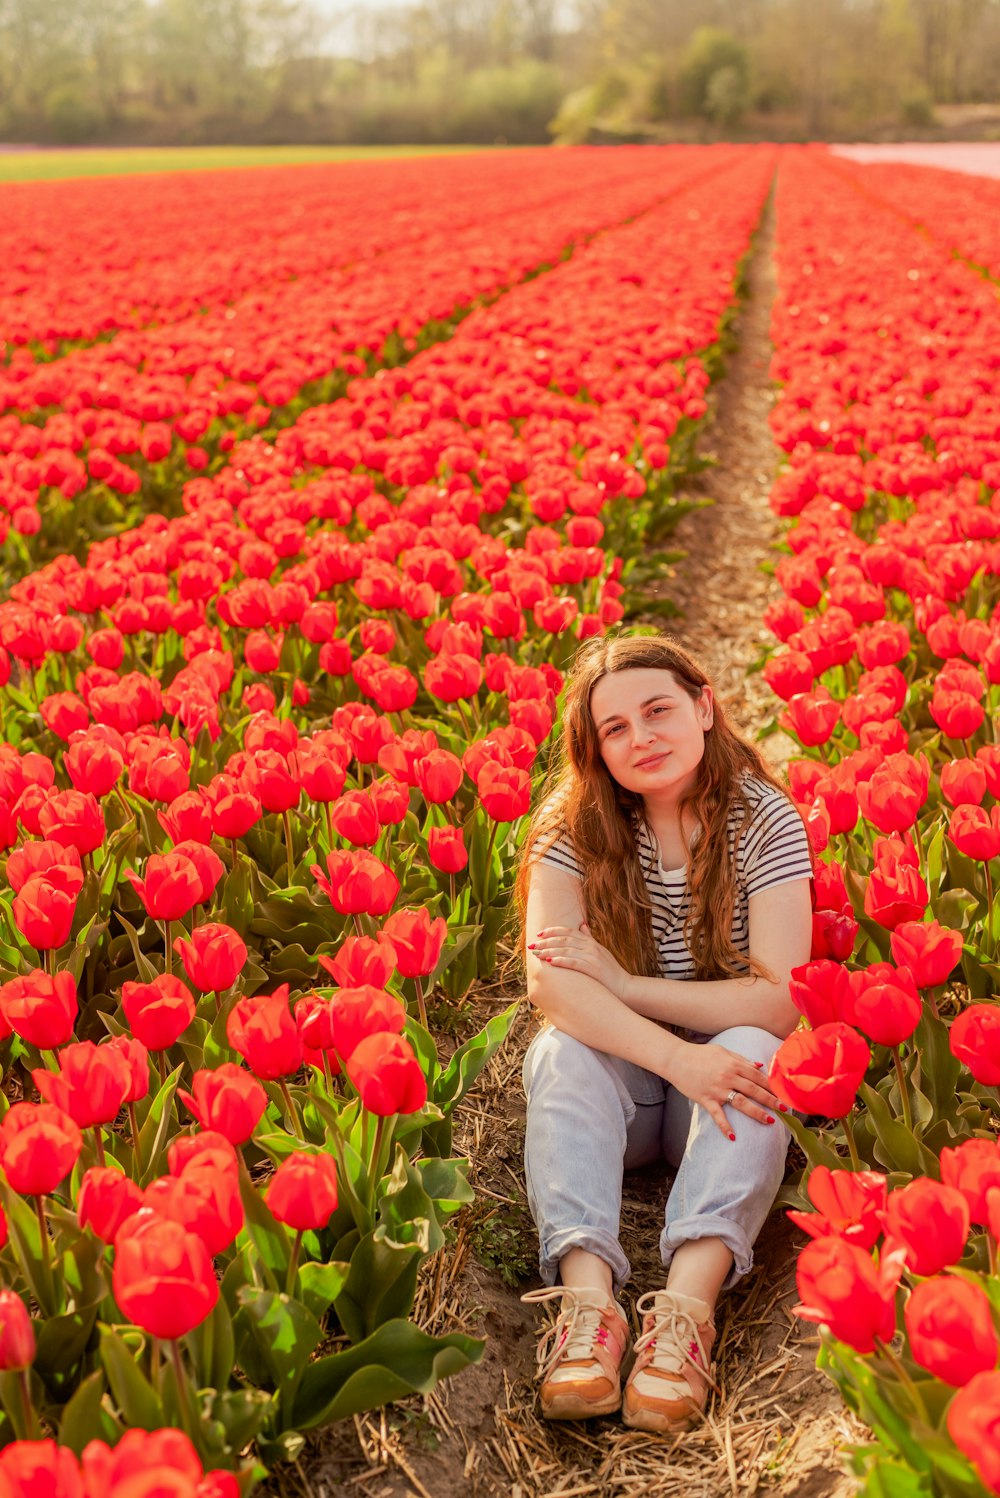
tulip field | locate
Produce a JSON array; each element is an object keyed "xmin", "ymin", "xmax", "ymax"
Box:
[{"xmin": 1, "ymin": 140, "xmax": 1000, "ymax": 1494}]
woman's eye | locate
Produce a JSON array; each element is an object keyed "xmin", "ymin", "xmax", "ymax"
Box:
[{"xmin": 604, "ymin": 723, "xmax": 625, "ymax": 736}]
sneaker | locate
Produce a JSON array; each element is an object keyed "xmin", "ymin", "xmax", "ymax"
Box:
[
  {"xmin": 521, "ymin": 1286, "xmax": 631, "ymax": 1420},
  {"xmin": 622, "ymin": 1288, "xmax": 719, "ymax": 1433}
]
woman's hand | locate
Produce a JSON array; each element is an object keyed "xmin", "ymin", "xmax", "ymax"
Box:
[
  {"xmin": 528, "ymin": 922, "xmax": 632, "ymax": 1002},
  {"xmin": 666, "ymin": 1040, "xmax": 785, "ymax": 1139}
]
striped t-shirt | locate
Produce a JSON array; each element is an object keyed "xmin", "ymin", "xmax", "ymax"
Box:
[{"xmin": 537, "ymin": 775, "xmax": 813, "ymax": 986}]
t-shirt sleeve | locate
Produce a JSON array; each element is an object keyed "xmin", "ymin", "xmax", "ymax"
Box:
[
  {"xmin": 740, "ymin": 786, "xmax": 813, "ymax": 898},
  {"xmin": 535, "ymin": 830, "xmax": 583, "ymax": 880}
]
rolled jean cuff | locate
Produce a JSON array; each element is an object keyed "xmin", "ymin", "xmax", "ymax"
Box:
[
  {"xmin": 659, "ymin": 1214, "xmax": 754, "ymax": 1293},
  {"xmin": 539, "ymin": 1227, "xmax": 632, "ymax": 1296}
]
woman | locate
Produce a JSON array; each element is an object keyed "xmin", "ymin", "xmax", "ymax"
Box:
[{"xmin": 515, "ymin": 632, "xmax": 813, "ymax": 1432}]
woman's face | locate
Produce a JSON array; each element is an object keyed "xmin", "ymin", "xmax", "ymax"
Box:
[{"xmin": 589, "ymin": 666, "xmax": 713, "ymax": 802}]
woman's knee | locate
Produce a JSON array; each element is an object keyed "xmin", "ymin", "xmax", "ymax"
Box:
[{"xmin": 523, "ymin": 1026, "xmax": 615, "ymax": 1102}]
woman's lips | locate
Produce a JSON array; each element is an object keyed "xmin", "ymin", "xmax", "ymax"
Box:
[{"xmin": 634, "ymin": 752, "xmax": 669, "ymax": 769}]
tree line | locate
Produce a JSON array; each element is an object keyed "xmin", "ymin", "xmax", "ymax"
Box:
[{"xmin": 3, "ymin": 0, "xmax": 1000, "ymax": 146}]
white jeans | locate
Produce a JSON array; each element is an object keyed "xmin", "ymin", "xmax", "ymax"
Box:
[{"xmin": 523, "ymin": 1024, "xmax": 790, "ymax": 1294}]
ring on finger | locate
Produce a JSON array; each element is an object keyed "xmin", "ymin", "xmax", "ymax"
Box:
[{"xmin": 725, "ymin": 1088, "xmax": 738, "ymax": 1106}]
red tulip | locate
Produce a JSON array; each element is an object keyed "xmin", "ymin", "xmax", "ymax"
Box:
[
  {"xmin": 905, "ymin": 1277, "xmax": 998, "ymax": 1388},
  {"xmin": 143, "ymin": 1166, "xmax": 243, "ymax": 1256},
  {"xmin": 769, "ymin": 1022, "xmax": 870, "ymax": 1119},
  {"xmin": 37, "ymin": 789, "xmax": 105, "ymax": 856},
  {"xmin": 173, "ymin": 922, "xmax": 247, "ymax": 993},
  {"xmin": 318, "ymin": 934, "xmax": 396, "ymax": 988},
  {"xmin": 346, "ymin": 1032, "xmax": 428, "ymax": 1115},
  {"xmin": 779, "ymin": 689, "xmax": 841, "ymax": 747},
  {"xmin": 330, "ymin": 985, "xmax": 407, "ymax": 1061},
  {"xmin": 846, "ymin": 962, "xmax": 921, "ymax": 1047},
  {"xmin": 888, "ymin": 919, "xmax": 964, "ymax": 988},
  {"xmin": 0, "ymin": 1440, "xmax": 83, "ymax": 1495},
  {"xmin": 940, "ymin": 1138, "xmax": 1000, "ymax": 1224},
  {"xmin": 64, "ymin": 738, "xmax": 124, "ymax": 798},
  {"xmin": 786, "ymin": 1165, "xmax": 887, "ymax": 1250},
  {"xmin": 4, "ymin": 839, "xmax": 82, "ymax": 895},
  {"xmin": 113, "ymin": 1215, "xmax": 219, "ymax": 1339},
  {"xmin": 864, "ymin": 836, "xmax": 929, "ymax": 929},
  {"xmin": 882, "ymin": 1177, "xmax": 970, "ymax": 1277},
  {"xmin": 13, "ymin": 865, "xmax": 84, "ymax": 950},
  {"xmin": 794, "ymin": 1237, "xmax": 900, "ymax": 1354},
  {"xmin": 947, "ymin": 1370, "xmax": 1000, "ymax": 1496},
  {"xmin": 312, "ymin": 849, "xmax": 399, "ymax": 916},
  {"xmin": 0, "ymin": 969, "xmax": 77, "ymax": 1048},
  {"xmin": 382, "ymin": 906, "xmax": 447, "ymax": 979},
  {"xmin": 167, "ymin": 1128, "xmax": 239, "ymax": 1182},
  {"xmin": 0, "ymin": 1101, "xmax": 83, "ymax": 1195},
  {"xmin": 948, "ymin": 804, "xmax": 1000, "ymax": 862},
  {"xmin": 329, "ymin": 790, "xmax": 381, "ymax": 847},
  {"xmin": 0, "ymin": 1289, "xmax": 36, "ymax": 1371},
  {"xmin": 950, "ymin": 1004, "xmax": 1000, "ymax": 1085},
  {"xmin": 788, "ymin": 960, "xmax": 854, "ymax": 1028},
  {"xmin": 121, "ymin": 973, "xmax": 196, "ymax": 1051},
  {"xmin": 33, "ymin": 1041, "xmax": 132, "ymax": 1129},
  {"xmin": 477, "ymin": 762, "xmax": 531, "ymax": 822},
  {"xmin": 226, "ymin": 986, "xmax": 303, "ymax": 1080},
  {"xmin": 77, "ymin": 1167, "xmax": 144, "ymax": 1244},
  {"xmin": 267, "ymin": 1151, "xmax": 339, "ymax": 1231},
  {"xmin": 178, "ymin": 1064, "xmax": 268, "ymax": 1144},
  {"xmin": 125, "ymin": 852, "xmax": 203, "ymax": 922},
  {"xmin": 427, "ymin": 825, "xmax": 468, "ymax": 873},
  {"xmin": 413, "ymin": 750, "xmax": 464, "ymax": 804}
]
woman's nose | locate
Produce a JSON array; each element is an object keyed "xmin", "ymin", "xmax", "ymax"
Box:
[{"xmin": 630, "ymin": 719, "xmax": 656, "ymax": 745}]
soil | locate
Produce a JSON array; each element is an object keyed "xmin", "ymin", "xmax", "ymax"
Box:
[{"xmin": 282, "ymin": 189, "xmax": 868, "ymax": 1498}]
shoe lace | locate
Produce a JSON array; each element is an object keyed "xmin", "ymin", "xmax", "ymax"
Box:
[
  {"xmin": 521, "ymin": 1287, "xmax": 617, "ymax": 1385},
  {"xmin": 632, "ymin": 1291, "xmax": 722, "ymax": 1397}
]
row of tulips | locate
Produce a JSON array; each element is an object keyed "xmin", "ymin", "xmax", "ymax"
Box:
[
  {"xmin": 829, "ymin": 148, "xmax": 1000, "ymax": 281},
  {"xmin": 0, "ymin": 147, "xmax": 749, "ymax": 562},
  {"xmin": 761, "ymin": 149, "xmax": 1000, "ymax": 1497},
  {"xmin": 0, "ymin": 151, "xmax": 776, "ymax": 1484},
  {"xmin": 1, "ymin": 149, "xmax": 674, "ymax": 347}
]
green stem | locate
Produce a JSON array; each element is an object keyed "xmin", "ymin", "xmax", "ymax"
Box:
[
  {"xmin": 325, "ymin": 1120, "xmax": 369, "ymax": 1233},
  {"xmin": 892, "ymin": 1048, "xmax": 914, "ymax": 1134},
  {"xmin": 164, "ymin": 921, "xmax": 173, "ymax": 977},
  {"xmin": 841, "ymin": 1110, "xmax": 862, "ymax": 1171},
  {"xmin": 282, "ymin": 808, "xmax": 295, "ymax": 886},
  {"xmin": 988, "ymin": 1232, "xmax": 998, "ymax": 1278},
  {"xmin": 278, "ymin": 1079, "xmax": 305, "ymax": 1142},
  {"xmin": 33, "ymin": 1195, "xmax": 57, "ymax": 1316},
  {"xmin": 18, "ymin": 1369, "xmax": 38, "ymax": 1441},
  {"xmin": 168, "ymin": 1338, "xmax": 197, "ymax": 1441},
  {"xmin": 92, "ymin": 1126, "xmax": 106, "ymax": 1166},
  {"xmin": 285, "ymin": 1228, "xmax": 304, "ymax": 1295},
  {"xmin": 413, "ymin": 975, "xmax": 427, "ymax": 1030},
  {"xmin": 874, "ymin": 1336, "xmax": 931, "ymax": 1427}
]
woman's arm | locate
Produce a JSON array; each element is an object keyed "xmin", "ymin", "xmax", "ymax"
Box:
[
  {"xmin": 532, "ymin": 877, "xmax": 813, "ymax": 1040},
  {"xmin": 525, "ymin": 861, "xmax": 687, "ymax": 1076},
  {"xmin": 622, "ymin": 879, "xmax": 813, "ymax": 1038},
  {"xmin": 525, "ymin": 861, "xmax": 783, "ymax": 1136}
]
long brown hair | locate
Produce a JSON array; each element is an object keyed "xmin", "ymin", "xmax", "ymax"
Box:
[{"xmin": 515, "ymin": 632, "xmax": 808, "ymax": 981}]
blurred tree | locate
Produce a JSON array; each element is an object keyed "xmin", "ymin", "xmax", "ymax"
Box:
[{"xmin": 677, "ymin": 26, "xmax": 748, "ymax": 117}]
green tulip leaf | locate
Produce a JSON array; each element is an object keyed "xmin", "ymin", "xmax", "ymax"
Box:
[
  {"xmin": 57, "ymin": 1368, "xmax": 120, "ymax": 1454},
  {"xmin": 416, "ymin": 1157, "xmax": 475, "ymax": 1217},
  {"xmin": 291, "ymin": 1319, "xmax": 483, "ymax": 1430},
  {"xmin": 99, "ymin": 1326, "xmax": 165, "ymax": 1431},
  {"xmin": 234, "ymin": 1289, "xmax": 322, "ymax": 1416},
  {"xmin": 136, "ymin": 1064, "xmax": 184, "ymax": 1185},
  {"xmin": 296, "ymin": 1261, "xmax": 350, "ymax": 1323}
]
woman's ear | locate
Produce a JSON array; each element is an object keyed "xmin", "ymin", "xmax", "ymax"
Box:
[{"xmin": 699, "ymin": 685, "xmax": 714, "ymax": 730}]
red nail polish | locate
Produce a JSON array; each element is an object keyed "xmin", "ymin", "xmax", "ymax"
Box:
[
  {"xmin": 728, "ymin": 1132, "xmax": 736, "ymax": 1142},
  {"xmin": 766, "ymin": 1116, "xmax": 775, "ymax": 1125},
  {"xmin": 778, "ymin": 1103, "xmax": 788, "ymax": 1113},
  {"xmin": 753, "ymin": 1061, "xmax": 764, "ymax": 1069}
]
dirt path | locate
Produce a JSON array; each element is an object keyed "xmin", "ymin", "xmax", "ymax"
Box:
[{"xmin": 292, "ymin": 189, "xmax": 865, "ymax": 1498}]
